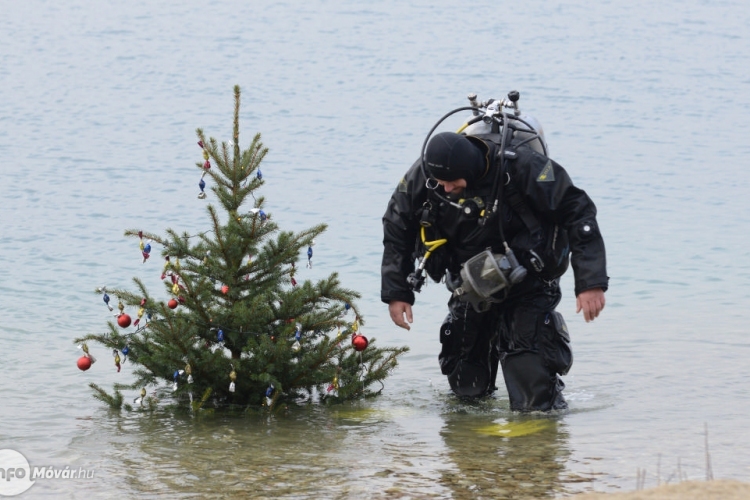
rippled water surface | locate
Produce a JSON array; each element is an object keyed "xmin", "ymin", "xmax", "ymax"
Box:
[{"xmin": 2, "ymin": 0, "xmax": 750, "ymax": 498}]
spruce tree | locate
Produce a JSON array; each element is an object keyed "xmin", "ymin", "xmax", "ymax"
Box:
[{"xmin": 75, "ymin": 86, "xmax": 407, "ymax": 412}]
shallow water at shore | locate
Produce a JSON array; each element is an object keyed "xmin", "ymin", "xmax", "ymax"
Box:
[{"xmin": 2, "ymin": 0, "xmax": 750, "ymax": 497}]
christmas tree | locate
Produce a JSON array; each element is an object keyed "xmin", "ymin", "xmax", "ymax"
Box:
[{"xmin": 75, "ymin": 86, "xmax": 407, "ymax": 412}]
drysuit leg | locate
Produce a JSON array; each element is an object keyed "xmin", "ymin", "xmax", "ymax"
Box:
[
  {"xmin": 498, "ymin": 302, "xmax": 572, "ymax": 412},
  {"xmin": 501, "ymin": 351, "xmax": 567, "ymax": 411},
  {"xmin": 438, "ymin": 300, "xmax": 499, "ymax": 398}
]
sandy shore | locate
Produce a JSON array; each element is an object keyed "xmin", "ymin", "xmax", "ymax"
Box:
[{"xmin": 570, "ymin": 479, "xmax": 750, "ymax": 499}]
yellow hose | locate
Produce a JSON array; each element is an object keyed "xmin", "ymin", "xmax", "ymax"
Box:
[{"xmin": 421, "ymin": 226, "xmax": 447, "ymax": 262}]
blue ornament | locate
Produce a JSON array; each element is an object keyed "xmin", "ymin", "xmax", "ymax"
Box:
[
  {"xmin": 122, "ymin": 346, "xmax": 130, "ymax": 356},
  {"xmin": 307, "ymin": 246, "xmax": 313, "ymax": 259},
  {"xmin": 144, "ymin": 243, "xmax": 151, "ymax": 254},
  {"xmin": 295, "ymin": 329, "xmax": 302, "ymax": 341},
  {"xmin": 173, "ymin": 370, "xmax": 180, "ymax": 382},
  {"xmin": 265, "ymin": 385, "xmax": 274, "ymax": 397},
  {"xmin": 103, "ymin": 293, "xmax": 110, "ymax": 305},
  {"xmin": 217, "ymin": 329, "xmax": 225, "ymax": 343},
  {"xmin": 345, "ymin": 303, "xmax": 351, "ymax": 311},
  {"xmin": 259, "ymin": 210, "xmax": 267, "ymax": 222},
  {"xmin": 256, "ymin": 168, "xmax": 262, "ymax": 180},
  {"xmin": 199, "ymin": 179, "xmax": 206, "ymax": 191}
]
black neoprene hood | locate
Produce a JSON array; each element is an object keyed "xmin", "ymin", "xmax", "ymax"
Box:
[{"xmin": 424, "ymin": 132, "xmax": 486, "ymax": 184}]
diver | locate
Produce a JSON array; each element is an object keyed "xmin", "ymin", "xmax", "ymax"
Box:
[{"xmin": 381, "ymin": 92, "xmax": 608, "ymax": 411}]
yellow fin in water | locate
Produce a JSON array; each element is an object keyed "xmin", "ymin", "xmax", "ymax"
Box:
[
  {"xmin": 474, "ymin": 419, "xmax": 553, "ymax": 438},
  {"xmin": 334, "ymin": 407, "xmax": 414, "ymax": 422}
]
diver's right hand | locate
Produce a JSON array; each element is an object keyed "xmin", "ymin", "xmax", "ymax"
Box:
[{"xmin": 388, "ymin": 300, "xmax": 413, "ymax": 330}]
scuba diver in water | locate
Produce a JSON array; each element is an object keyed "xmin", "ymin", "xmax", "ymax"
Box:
[{"xmin": 381, "ymin": 92, "xmax": 608, "ymax": 411}]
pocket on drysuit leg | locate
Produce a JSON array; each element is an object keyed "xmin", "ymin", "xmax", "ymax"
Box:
[
  {"xmin": 438, "ymin": 313, "xmax": 463, "ymax": 376},
  {"xmin": 539, "ymin": 311, "xmax": 573, "ymax": 376},
  {"xmin": 498, "ymin": 307, "xmax": 569, "ymax": 411}
]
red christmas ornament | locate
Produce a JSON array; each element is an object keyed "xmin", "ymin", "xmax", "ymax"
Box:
[
  {"xmin": 117, "ymin": 314, "xmax": 132, "ymax": 328},
  {"xmin": 77, "ymin": 356, "xmax": 92, "ymax": 371},
  {"xmin": 168, "ymin": 298, "xmax": 179, "ymax": 309},
  {"xmin": 221, "ymin": 285, "xmax": 229, "ymax": 294},
  {"xmin": 352, "ymin": 334, "xmax": 368, "ymax": 352}
]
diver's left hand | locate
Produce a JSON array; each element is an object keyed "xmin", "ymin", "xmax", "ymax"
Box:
[{"xmin": 576, "ymin": 288, "xmax": 606, "ymax": 322}]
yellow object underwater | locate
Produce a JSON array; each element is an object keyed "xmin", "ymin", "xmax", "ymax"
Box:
[
  {"xmin": 474, "ymin": 419, "xmax": 554, "ymax": 438},
  {"xmin": 334, "ymin": 407, "xmax": 415, "ymax": 422}
]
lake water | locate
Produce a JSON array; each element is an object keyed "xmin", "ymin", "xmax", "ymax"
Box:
[{"xmin": 2, "ymin": 0, "xmax": 750, "ymax": 498}]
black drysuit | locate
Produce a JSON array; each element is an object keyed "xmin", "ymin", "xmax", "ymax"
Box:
[{"xmin": 381, "ymin": 136, "xmax": 608, "ymax": 411}]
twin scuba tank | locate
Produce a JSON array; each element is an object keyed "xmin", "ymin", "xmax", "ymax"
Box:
[{"xmin": 461, "ymin": 91, "xmax": 549, "ymax": 156}]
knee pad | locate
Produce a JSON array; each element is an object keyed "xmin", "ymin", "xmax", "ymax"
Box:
[{"xmin": 501, "ymin": 352, "xmax": 567, "ymax": 411}]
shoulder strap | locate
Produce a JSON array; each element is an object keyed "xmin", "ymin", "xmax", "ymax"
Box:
[{"xmin": 504, "ymin": 175, "xmax": 543, "ymax": 237}]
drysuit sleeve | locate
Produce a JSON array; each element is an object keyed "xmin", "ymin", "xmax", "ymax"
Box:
[
  {"xmin": 508, "ymin": 149, "xmax": 609, "ymax": 296},
  {"xmin": 381, "ymin": 159, "xmax": 427, "ymax": 305}
]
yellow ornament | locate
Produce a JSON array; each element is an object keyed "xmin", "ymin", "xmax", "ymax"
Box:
[{"xmin": 228, "ymin": 369, "xmax": 237, "ymax": 393}]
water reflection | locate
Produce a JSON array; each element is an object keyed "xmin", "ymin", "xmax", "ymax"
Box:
[
  {"xmin": 68, "ymin": 407, "xmax": 361, "ymax": 499},
  {"xmin": 58, "ymin": 396, "xmax": 589, "ymax": 499},
  {"xmin": 438, "ymin": 409, "xmax": 572, "ymax": 499}
]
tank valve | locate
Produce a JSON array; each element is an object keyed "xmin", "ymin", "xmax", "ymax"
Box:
[
  {"xmin": 467, "ymin": 93, "xmax": 479, "ymax": 115},
  {"xmin": 506, "ymin": 90, "xmax": 521, "ymax": 115}
]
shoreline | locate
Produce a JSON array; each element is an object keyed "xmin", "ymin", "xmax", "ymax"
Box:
[{"xmin": 569, "ymin": 479, "xmax": 750, "ymax": 499}]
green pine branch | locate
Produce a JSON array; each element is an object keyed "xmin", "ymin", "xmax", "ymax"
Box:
[{"xmin": 77, "ymin": 86, "xmax": 408, "ymax": 412}]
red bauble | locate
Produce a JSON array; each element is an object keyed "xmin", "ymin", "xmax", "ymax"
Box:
[
  {"xmin": 117, "ymin": 314, "xmax": 132, "ymax": 328},
  {"xmin": 168, "ymin": 298, "xmax": 178, "ymax": 309},
  {"xmin": 77, "ymin": 356, "xmax": 92, "ymax": 371},
  {"xmin": 221, "ymin": 285, "xmax": 229, "ymax": 294},
  {"xmin": 352, "ymin": 334, "xmax": 368, "ymax": 352}
]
